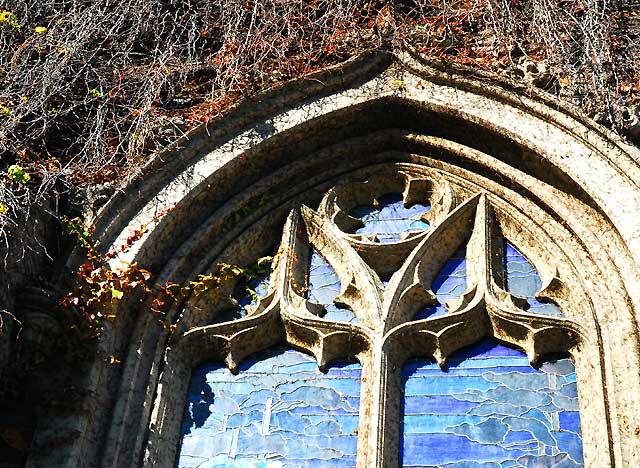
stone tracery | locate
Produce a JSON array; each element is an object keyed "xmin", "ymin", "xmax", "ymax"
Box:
[{"xmin": 172, "ymin": 166, "xmax": 586, "ymax": 467}]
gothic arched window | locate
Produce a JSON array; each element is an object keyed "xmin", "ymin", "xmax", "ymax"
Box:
[
  {"xmin": 164, "ymin": 166, "xmax": 590, "ymax": 468},
  {"xmin": 66, "ymin": 51, "xmax": 640, "ymax": 468}
]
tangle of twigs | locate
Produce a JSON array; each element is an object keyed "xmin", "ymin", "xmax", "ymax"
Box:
[{"xmin": 0, "ymin": 0, "xmax": 638, "ymax": 256}]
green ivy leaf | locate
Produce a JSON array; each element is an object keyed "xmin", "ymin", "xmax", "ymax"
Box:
[
  {"xmin": 257, "ymin": 256, "xmax": 273, "ymax": 265},
  {"xmin": 8, "ymin": 164, "xmax": 30, "ymax": 184},
  {"xmin": 111, "ymin": 289, "xmax": 124, "ymax": 300},
  {"xmin": 0, "ymin": 11, "xmax": 21, "ymax": 29}
]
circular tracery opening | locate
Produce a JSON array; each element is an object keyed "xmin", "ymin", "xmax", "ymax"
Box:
[
  {"xmin": 348, "ymin": 192, "xmax": 431, "ymax": 243},
  {"xmin": 321, "ymin": 170, "xmax": 442, "ymax": 244}
]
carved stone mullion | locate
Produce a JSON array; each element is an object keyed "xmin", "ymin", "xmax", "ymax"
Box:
[
  {"xmin": 274, "ymin": 205, "xmax": 402, "ymax": 468},
  {"xmin": 463, "ymin": 194, "xmax": 495, "ymax": 294},
  {"xmin": 177, "ymin": 300, "xmax": 283, "ymax": 373},
  {"xmin": 382, "ymin": 194, "xmax": 481, "ymax": 332},
  {"xmin": 378, "ymin": 193, "xmax": 490, "ymax": 368},
  {"xmin": 272, "ymin": 207, "xmax": 389, "ymax": 468},
  {"xmin": 275, "ymin": 208, "xmax": 372, "ymax": 368},
  {"xmin": 386, "ymin": 294, "xmax": 491, "ymax": 368},
  {"xmin": 351, "ymin": 193, "xmax": 486, "ymax": 468},
  {"xmin": 255, "ymin": 192, "xmax": 586, "ymax": 468},
  {"xmin": 299, "ymin": 205, "xmax": 384, "ymax": 328},
  {"xmin": 355, "ymin": 341, "xmax": 403, "ymax": 468}
]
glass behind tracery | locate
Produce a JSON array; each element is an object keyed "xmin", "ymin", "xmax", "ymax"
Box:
[
  {"xmin": 504, "ymin": 243, "xmax": 563, "ymax": 318},
  {"xmin": 308, "ymin": 250, "xmax": 358, "ymax": 324},
  {"xmin": 348, "ymin": 193, "xmax": 430, "ymax": 242},
  {"xmin": 177, "ymin": 349, "xmax": 361, "ymax": 468},
  {"xmin": 414, "ymin": 245, "xmax": 467, "ymax": 320},
  {"xmin": 401, "ymin": 340, "xmax": 583, "ymax": 468},
  {"xmin": 176, "ymin": 171, "xmax": 584, "ymax": 468}
]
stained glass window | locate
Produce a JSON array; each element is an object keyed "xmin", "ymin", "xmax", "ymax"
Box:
[
  {"xmin": 177, "ymin": 349, "xmax": 362, "ymax": 468},
  {"xmin": 348, "ymin": 193, "xmax": 430, "ymax": 243},
  {"xmin": 504, "ymin": 243, "xmax": 563, "ymax": 317},
  {"xmin": 174, "ymin": 176, "xmax": 586, "ymax": 468},
  {"xmin": 401, "ymin": 340, "xmax": 583, "ymax": 468},
  {"xmin": 308, "ymin": 250, "xmax": 358, "ymax": 324},
  {"xmin": 414, "ymin": 245, "xmax": 467, "ymax": 320}
]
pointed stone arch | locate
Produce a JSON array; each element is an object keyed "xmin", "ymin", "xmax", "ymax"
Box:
[{"xmin": 39, "ymin": 48, "xmax": 640, "ymax": 468}]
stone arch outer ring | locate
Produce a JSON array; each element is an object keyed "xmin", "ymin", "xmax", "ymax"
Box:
[{"xmin": 43, "ymin": 48, "xmax": 640, "ymax": 468}]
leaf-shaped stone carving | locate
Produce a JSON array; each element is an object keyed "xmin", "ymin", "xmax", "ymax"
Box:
[
  {"xmin": 273, "ymin": 208, "xmax": 371, "ymax": 366},
  {"xmin": 177, "ymin": 299, "xmax": 283, "ymax": 373}
]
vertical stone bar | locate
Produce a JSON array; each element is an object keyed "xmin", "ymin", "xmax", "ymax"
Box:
[
  {"xmin": 465, "ymin": 194, "xmax": 492, "ymax": 290},
  {"xmin": 356, "ymin": 338, "xmax": 403, "ymax": 468}
]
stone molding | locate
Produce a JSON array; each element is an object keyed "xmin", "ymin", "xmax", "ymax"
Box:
[{"xmin": 29, "ymin": 47, "xmax": 640, "ymax": 468}]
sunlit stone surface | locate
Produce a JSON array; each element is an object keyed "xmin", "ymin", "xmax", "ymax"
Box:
[
  {"xmin": 505, "ymin": 242, "xmax": 563, "ymax": 317},
  {"xmin": 349, "ymin": 193, "xmax": 430, "ymax": 243},
  {"xmin": 401, "ymin": 340, "xmax": 583, "ymax": 468},
  {"xmin": 177, "ymin": 349, "xmax": 361, "ymax": 468}
]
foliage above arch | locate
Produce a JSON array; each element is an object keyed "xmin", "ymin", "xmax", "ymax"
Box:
[{"xmin": 1, "ymin": 0, "xmax": 639, "ymax": 248}]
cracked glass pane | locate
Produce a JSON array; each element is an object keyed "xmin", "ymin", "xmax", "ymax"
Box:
[
  {"xmin": 505, "ymin": 242, "xmax": 563, "ymax": 317},
  {"xmin": 401, "ymin": 340, "xmax": 583, "ymax": 468},
  {"xmin": 177, "ymin": 348, "xmax": 361, "ymax": 468},
  {"xmin": 414, "ymin": 245, "xmax": 467, "ymax": 320},
  {"xmin": 308, "ymin": 249, "xmax": 359, "ymax": 324},
  {"xmin": 349, "ymin": 193, "xmax": 430, "ymax": 243}
]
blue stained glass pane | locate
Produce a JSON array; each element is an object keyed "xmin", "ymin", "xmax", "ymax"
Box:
[
  {"xmin": 236, "ymin": 276, "xmax": 270, "ymax": 309},
  {"xmin": 215, "ymin": 272, "xmax": 271, "ymax": 324},
  {"xmin": 504, "ymin": 243, "xmax": 564, "ymax": 317},
  {"xmin": 349, "ymin": 193, "xmax": 431, "ymax": 243},
  {"xmin": 414, "ymin": 245, "xmax": 467, "ymax": 320},
  {"xmin": 177, "ymin": 348, "xmax": 362, "ymax": 468},
  {"xmin": 308, "ymin": 250, "xmax": 358, "ymax": 324},
  {"xmin": 401, "ymin": 340, "xmax": 583, "ymax": 467}
]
